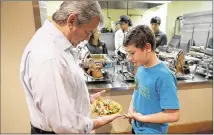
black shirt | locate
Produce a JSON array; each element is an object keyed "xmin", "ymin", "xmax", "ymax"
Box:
[
  {"xmin": 154, "ymin": 30, "xmax": 167, "ymax": 48},
  {"xmin": 86, "ymin": 40, "xmax": 108, "ymax": 54}
]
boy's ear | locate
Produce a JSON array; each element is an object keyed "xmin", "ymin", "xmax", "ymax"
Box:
[{"xmin": 144, "ymin": 43, "xmax": 152, "ymax": 52}]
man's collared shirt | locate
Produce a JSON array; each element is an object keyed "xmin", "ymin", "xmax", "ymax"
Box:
[{"xmin": 20, "ymin": 20, "xmax": 93, "ymax": 133}]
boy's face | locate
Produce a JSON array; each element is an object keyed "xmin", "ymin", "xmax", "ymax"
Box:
[{"xmin": 125, "ymin": 44, "xmax": 152, "ymax": 66}]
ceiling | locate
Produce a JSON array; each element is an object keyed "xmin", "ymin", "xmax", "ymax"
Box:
[{"xmin": 98, "ymin": 1, "xmax": 170, "ymax": 9}]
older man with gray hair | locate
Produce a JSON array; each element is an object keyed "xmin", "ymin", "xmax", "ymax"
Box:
[{"xmin": 20, "ymin": 1, "xmax": 121, "ymax": 134}]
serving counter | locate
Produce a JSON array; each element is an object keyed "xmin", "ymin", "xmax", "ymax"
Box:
[{"xmin": 87, "ymin": 70, "xmax": 213, "ymax": 133}]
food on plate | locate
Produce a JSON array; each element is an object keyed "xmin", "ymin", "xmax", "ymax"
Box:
[{"xmin": 91, "ymin": 98, "xmax": 122, "ymax": 115}]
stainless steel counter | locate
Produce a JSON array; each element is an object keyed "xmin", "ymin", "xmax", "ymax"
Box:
[{"xmin": 87, "ymin": 65, "xmax": 213, "ymax": 92}]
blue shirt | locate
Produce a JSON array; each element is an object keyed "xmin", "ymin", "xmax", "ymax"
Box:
[{"xmin": 132, "ymin": 62, "xmax": 180, "ymax": 134}]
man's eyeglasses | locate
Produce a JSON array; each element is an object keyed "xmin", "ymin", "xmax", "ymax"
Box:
[
  {"xmin": 75, "ymin": 14, "xmax": 96, "ymax": 38},
  {"xmin": 83, "ymin": 28, "xmax": 95, "ymax": 37}
]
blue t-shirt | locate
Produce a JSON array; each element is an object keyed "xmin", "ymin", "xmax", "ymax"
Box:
[{"xmin": 132, "ymin": 62, "xmax": 180, "ymax": 134}]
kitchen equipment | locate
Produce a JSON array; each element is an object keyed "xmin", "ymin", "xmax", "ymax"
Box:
[
  {"xmin": 116, "ymin": 47, "xmax": 137, "ymax": 81},
  {"xmin": 157, "ymin": 46, "xmax": 196, "ymax": 79},
  {"xmin": 77, "ymin": 44, "xmax": 116, "ymax": 82},
  {"xmin": 186, "ymin": 46, "xmax": 213, "ymax": 79}
]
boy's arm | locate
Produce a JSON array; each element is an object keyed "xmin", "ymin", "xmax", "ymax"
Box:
[
  {"xmin": 132, "ymin": 109, "xmax": 180, "ymax": 123},
  {"xmin": 125, "ymin": 73, "xmax": 180, "ymax": 124},
  {"xmin": 147, "ymin": 73, "xmax": 180, "ymax": 123}
]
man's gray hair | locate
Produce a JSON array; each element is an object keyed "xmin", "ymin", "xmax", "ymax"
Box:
[{"xmin": 52, "ymin": 1, "xmax": 104, "ymax": 27}]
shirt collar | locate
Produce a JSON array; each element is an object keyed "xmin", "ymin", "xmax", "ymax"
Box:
[{"xmin": 42, "ymin": 20, "xmax": 74, "ymax": 52}]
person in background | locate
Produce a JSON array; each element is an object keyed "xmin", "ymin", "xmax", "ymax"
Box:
[
  {"xmin": 86, "ymin": 27, "xmax": 108, "ymax": 54},
  {"xmin": 115, "ymin": 15, "xmax": 133, "ymax": 55},
  {"xmin": 123, "ymin": 25, "xmax": 180, "ymax": 134},
  {"xmin": 150, "ymin": 16, "xmax": 167, "ymax": 48},
  {"xmin": 20, "ymin": 1, "xmax": 121, "ymax": 134}
]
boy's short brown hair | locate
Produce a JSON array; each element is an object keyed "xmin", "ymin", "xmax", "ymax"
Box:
[{"xmin": 123, "ymin": 25, "xmax": 156, "ymax": 51}]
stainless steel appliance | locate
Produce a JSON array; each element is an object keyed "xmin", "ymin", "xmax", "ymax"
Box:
[
  {"xmin": 77, "ymin": 44, "xmax": 116, "ymax": 82},
  {"xmin": 156, "ymin": 46, "xmax": 196, "ymax": 79},
  {"xmin": 186, "ymin": 46, "xmax": 213, "ymax": 79},
  {"xmin": 115, "ymin": 47, "xmax": 137, "ymax": 81}
]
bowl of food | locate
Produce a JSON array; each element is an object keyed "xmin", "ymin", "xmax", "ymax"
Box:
[
  {"xmin": 86, "ymin": 63, "xmax": 104, "ymax": 79},
  {"xmin": 91, "ymin": 98, "xmax": 122, "ymax": 116}
]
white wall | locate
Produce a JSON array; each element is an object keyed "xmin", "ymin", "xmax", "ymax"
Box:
[{"xmin": 139, "ymin": 3, "xmax": 168, "ymax": 33}]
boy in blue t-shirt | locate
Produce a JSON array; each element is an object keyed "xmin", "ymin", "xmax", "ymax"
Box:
[{"xmin": 123, "ymin": 25, "xmax": 180, "ymax": 134}]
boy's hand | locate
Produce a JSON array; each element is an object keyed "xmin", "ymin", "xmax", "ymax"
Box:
[
  {"xmin": 123, "ymin": 109, "xmax": 145, "ymax": 122},
  {"xmin": 128, "ymin": 118, "xmax": 132, "ymax": 124},
  {"xmin": 123, "ymin": 112, "xmax": 133, "ymax": 124},
  {"xmin": 123, "ymin": 112, "xmax": 133, "ymax": 119}
]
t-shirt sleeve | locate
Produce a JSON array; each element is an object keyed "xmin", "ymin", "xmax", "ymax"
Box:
[{"xmin": 157, "ymin": 73, "xmax": 180, "ymax": 110}]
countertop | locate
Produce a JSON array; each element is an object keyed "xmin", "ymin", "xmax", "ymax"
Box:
[{"xmin": 87, "ymin": 65, "xmax": 212, "ymax": 93}]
